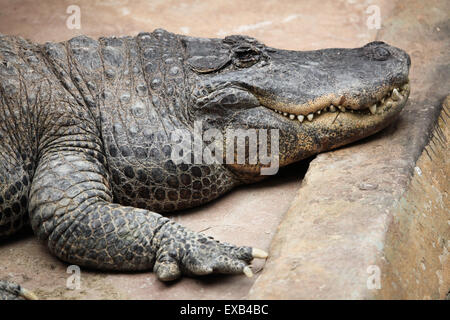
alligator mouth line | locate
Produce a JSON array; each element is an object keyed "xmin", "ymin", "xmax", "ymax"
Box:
[{"xmin": 270, "ymin": 81, "xmax": 410, "ymax": 123}]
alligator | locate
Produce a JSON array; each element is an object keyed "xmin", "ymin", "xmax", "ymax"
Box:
[{"xmin": 0, "ymin": 29, "xmax": 410, "ymax": 299}]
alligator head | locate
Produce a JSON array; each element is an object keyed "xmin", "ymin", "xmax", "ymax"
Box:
[{"xmin": 182, "ymin": 35, "xmax": 410, "ymax": 179}]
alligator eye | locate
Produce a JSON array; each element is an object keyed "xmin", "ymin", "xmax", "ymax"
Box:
[
  {"xmin": 373, "ymin": 47, "xmax": 390, "ymax": 60},
  {"xmin": 233, "ymin": 44, "xmax": 260, "ymax": 68}
]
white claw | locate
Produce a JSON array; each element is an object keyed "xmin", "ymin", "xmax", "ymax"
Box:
[
  {"xmin": 392, "ymin": 88, "xmax": 402, "ymax": 101},
  {"xmin": 307, "ymin": 113, "xmax": 314, "ymax": 121},
  {"xmin": 289, "ymin": 114, "xmax": 295, "ymax": 120},
  {"xmin": 20, "ymin": 288, "xmax": 38, "ymax": 300},
  {"xmin": 329, "ymin": 105, "xmax": 336, "ymax": 112},
  {"xmin": 297, "ymin": 115, "xmax": 305, "ymax": 122},
  {"xmin": 369, "ymin": 104, "xmax": 377, "ymax": 115},
  {"xmin": 243, "ymin": 266, "xmax": 253, "ymax": 278},
  {"xmin": 252, "ymin": 248, "xmax": 268, "ymax": 259},
  {"xmin": 338, "ymin": 105, "xmax": 346, "ymax": 112}
]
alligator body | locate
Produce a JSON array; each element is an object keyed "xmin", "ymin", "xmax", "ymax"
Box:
[{"xmin": 0, "ymin": 29, "xmax": 410, "ymax": 299}]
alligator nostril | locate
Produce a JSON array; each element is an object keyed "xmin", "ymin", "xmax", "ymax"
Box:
[{"xmin": 373, "ymin": 47, "xmax": 390, "ymax": 61}]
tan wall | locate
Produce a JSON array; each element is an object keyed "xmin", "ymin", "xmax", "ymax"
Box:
[{"xmin": 379, "ymin": 97, "xmax": 449, "ymax": 299}]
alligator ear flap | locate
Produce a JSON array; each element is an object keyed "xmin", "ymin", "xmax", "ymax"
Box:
[
  {"xmin": 186, "ymin": 55, "xmax": 230, "ymax": 73},
  {"xmin": 181, "ymin": 37, "xmax": 231, "ymax": 73}
]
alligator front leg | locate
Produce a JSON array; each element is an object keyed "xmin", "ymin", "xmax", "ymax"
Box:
[{"xmin": 29, "ymin": 150, "xmax": 266, "ymax": 281}]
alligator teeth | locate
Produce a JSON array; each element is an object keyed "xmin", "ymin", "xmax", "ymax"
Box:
[
  {"xmin": 392, "ymin": 88, "xmax": 402, "ymax": 101},
  {"xmin": 271, "ymin": 84, "xmax": 407, "ymax": 121}
]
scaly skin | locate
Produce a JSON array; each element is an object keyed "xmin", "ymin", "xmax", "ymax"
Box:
[{"xmin": 0, "ymin": 29, "xmax": 410, "ymax": 298}]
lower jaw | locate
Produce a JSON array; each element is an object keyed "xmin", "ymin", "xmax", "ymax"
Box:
[
  {"xmin": 317, "ymin": 85, "xmax": 409, "ymax": 128},
  {"xmin": 269, "ymin": 81, "xmax": 410, "ymax": 124}
]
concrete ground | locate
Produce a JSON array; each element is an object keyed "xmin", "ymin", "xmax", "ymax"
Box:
[{"xmin": 0, "ymin": 0, "xmax": 448, "ymax": 299}]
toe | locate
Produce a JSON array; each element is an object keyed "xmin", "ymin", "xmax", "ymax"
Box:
[
  {"xmin": 182, "ymin": 255, "xmax": 214, "ymax": 275},
  {"xmin": 230, "ymin": 246, "xmax": 253, "ymax": 262},
  {"xmin": 154, "ymin": 256, "xmax": 181, "ymax": 281},
  {"xmin": 212, "ymin": 255, "xmax": 248, "ymax": 274}
]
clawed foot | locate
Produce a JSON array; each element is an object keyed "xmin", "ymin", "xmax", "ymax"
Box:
[
  {"xmin": 0, "ymin": 280, "xmax": 38, "ymax": 300},
  {"xmin": 153, "ymin": 223, "xmax": 268, "ymax": 281}
]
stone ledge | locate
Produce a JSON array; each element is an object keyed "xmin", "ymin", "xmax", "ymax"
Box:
[
  {"xmin": 377, "ymin": 96, "xmax": 449, "ymax": 299},
  {"xmin": 248, "ymin": 0, "xmax": 449, "ymax": 299}
]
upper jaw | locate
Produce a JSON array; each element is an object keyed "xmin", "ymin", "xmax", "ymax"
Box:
[{"xmin": 265, "ymin": 80, "xmax": 410, "ymax": 123}]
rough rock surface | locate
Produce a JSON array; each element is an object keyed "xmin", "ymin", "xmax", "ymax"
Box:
[
  {"xmin": 249, "ymin": 0, "xmax": 449, "ymax": 299},
  {"xmin": 377, "ymin": 96, "xmax": 449, "ymax": 299}
]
